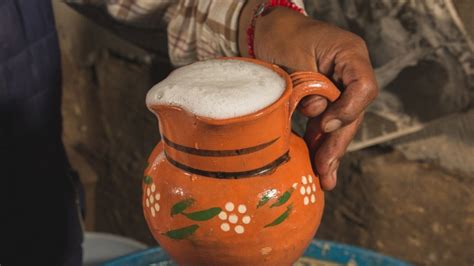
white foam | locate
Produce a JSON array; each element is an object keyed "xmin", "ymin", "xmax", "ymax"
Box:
[{"xmin": 146, "ymin": 59, "xmax": 286, "ymax": 119}]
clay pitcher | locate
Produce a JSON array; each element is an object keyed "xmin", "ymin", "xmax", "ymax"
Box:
[{"xmin": 143, "ymin": 57, "xmax": 340, "ymax": 265}]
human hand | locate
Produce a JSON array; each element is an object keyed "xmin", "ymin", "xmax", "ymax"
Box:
[{"xmin": 239, "ymin": 4, "xmax": 378, "ymax": 190}]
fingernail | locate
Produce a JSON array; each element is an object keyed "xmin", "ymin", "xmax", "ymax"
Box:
[{"xmin": 324, "ymin": 119, "xmax": 342, "ymax": 133}]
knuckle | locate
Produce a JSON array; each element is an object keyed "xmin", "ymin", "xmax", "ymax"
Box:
[
  {"xmin": 344, "ymin": 32, "xmax": 366, "ymax": 47},
  {"xmin": 354, "ymin": 35, "xmax": 368, "ymax": 49},
  {"xmin": 360, "ymin": 77, "xmax": 379, "ymax": 101},
  {"xmin": 367, "ymin": 80, "xmax": 379, "ymax": 101},
  {"xmin": 338, "ymin": 34, "xmax": 368, "ymax": 56},
  {"xmin": 338, "ymin": 101, "xmax": 359, "ymax": 123},
  {"xmin": 371, "ymin": 84, "xmax": 380, "ymax": 100}
]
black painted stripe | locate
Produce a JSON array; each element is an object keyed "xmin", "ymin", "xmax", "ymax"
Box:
[
  {"xmin": 165, "ymin": 151, "xmax": 290, "ymax": 179},
  {"xmin": 163, "ymin": 136, "xmax": 279, "ymax": 157}
]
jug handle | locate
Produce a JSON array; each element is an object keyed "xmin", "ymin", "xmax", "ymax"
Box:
[{"xmin": 289, "ymin": 71, "xmax": 341, "ymax": 150}]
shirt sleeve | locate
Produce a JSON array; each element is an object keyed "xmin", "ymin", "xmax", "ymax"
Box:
[
  {"xmin": 67, "ymin": 0, "xmax": 306, "ymax": 67},
  {"xmin": 166, "ymin": 0, "xmax": 306, "ymax": 66},
  {"xmin": 165, "ymin": 0, "xmax": 246, "ymax": 66},
  {"xmin": 104, "ymin": 0, "xmax": 174, "ymax": 28}
]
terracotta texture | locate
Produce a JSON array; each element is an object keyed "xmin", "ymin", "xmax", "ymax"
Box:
[{"xmin": 143, "ymin": 57, "xmax": 340, "ymax": 265}]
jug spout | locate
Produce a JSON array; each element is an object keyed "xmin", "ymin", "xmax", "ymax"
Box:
[{"xmin": 147, "ymin": 102, "xmax": 180, "ymax": 119}]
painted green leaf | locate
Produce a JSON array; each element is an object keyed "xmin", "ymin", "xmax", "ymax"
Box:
[
  {"xmin": 270, "ymin": 188, "xmax": 294, "ymax": 208},
  {"xmin": 183, "ymin": 207, "xmax": 222, "ymax": 221},
  {"xmin": 171, "ymin": 198, "xmax": 195, "ymax": 216},
  {"xmin": 143, "ymin": 175, "xmax": 152, "ymax": 184},
  {"xmin": 163, "ymin": 224, "xmax": 199, "ymax": 240},
  {"xmin": 264, "ymin": 204, "xmax": 293, "ymax": 228},
  {"xmin": 257, "ymin": 189, "xmax": 276, "ymax": 208}
]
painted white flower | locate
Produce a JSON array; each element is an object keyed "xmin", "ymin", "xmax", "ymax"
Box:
[
  {"xmin": 299, "ymin": 175, "xmax": 317, "ymax": 205},
  {"xmin": 145, "ymin": 182, "xmax": 161, "ymax": 217},
  {"xmin": 219, "ymin": 202, "xmax": 251, "ymax": 234}
]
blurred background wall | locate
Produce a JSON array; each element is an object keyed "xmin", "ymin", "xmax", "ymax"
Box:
[{"xmin": 52, "ymin": 0, "xmax": 473, "ymax": 265}]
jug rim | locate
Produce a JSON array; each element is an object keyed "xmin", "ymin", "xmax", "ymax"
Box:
[{"xmin": 148, "ymin": 57, "xmax": 293, "ymax": 126}]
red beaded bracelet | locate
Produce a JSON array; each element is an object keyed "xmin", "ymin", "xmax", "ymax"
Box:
[{"xmin": 246, "ymin": 0, "xmax": 304, "ymax": 58}]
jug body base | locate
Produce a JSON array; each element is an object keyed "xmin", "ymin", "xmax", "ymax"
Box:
[{"xmin": 143, "ymin": 133, "xmax": 324, "ymax": 265}]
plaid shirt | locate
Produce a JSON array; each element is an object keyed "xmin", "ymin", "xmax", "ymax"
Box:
[{"xmin": 71, "ymin": 0, "xmax": 305, "ymax": 66}]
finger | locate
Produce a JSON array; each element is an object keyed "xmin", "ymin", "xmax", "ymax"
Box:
[
  {"xmin": 304, "ymin": 116, "xmax": 323, "ymax": 153},
  {"xmin": 309, "ymin": 114, "xmax": 364, "ymax": 190},
  {"xmin": 321, "ymin": 50, "xmax": 378, "ymax": 133},
  {"xmin": 299, "ymin": 95, "xmax": 328, "ymax": 117}
]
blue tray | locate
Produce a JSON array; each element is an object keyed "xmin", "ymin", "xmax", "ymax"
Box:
[{"xmin": 103, "ymin": 240, "xmax": 411, "ymax": 266}]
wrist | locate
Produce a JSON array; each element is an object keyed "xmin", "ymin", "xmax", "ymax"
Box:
[
  {"xmin": 239, "ymin": 1, "xmax": 306, "ymax": 57},
  {"xmin": 238, "ymin": 0, "xmax": 267, "ymax": 57},
  {"xmin": 254, "ymin": 7, "xmax": 309, "ymax": 54}
]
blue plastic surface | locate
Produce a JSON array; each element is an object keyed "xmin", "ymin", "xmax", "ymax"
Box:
[
  {"xmin": 103, "ymin": 240, "xmax": 412, "ymax": 266},
  {"xmin": 303, "ymin": 240, "xmax": 411, "ymax": 266}
]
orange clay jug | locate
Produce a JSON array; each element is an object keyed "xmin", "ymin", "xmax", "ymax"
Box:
[{"xmin": 143, "ymin": 57, "xmax": 340, "ymax": 265}]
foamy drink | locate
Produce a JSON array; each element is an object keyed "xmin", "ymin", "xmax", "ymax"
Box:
[{"xmin": 146, "ymin": 59, "xmax": 286, "ymax": 119}]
